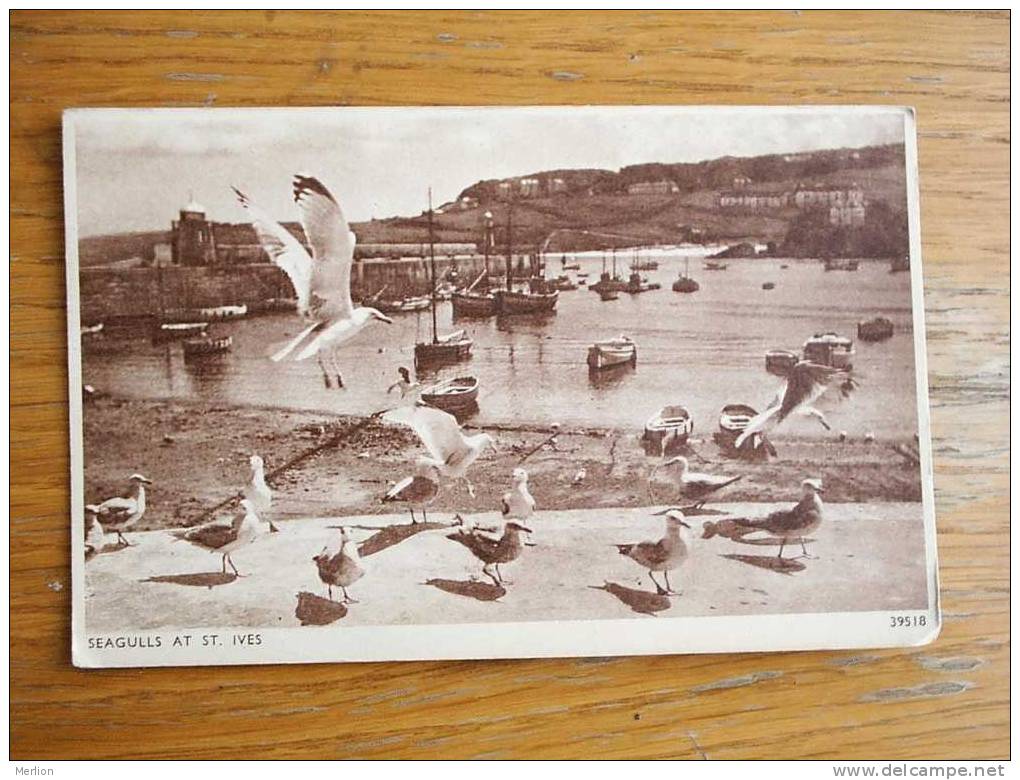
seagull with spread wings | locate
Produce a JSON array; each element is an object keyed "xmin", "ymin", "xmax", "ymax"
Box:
[
  {"xmin": 383, "ymin": 404, "xmax": 495, "ymax": 497},
  {"xmin": 735, "ymin": 360, "xmax": 857, "ymax": 448},
  {"xmin": 233, "ymin": 175, "xmax": 393, "ymax": 389}
]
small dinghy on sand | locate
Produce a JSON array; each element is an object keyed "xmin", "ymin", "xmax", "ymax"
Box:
[{"xmin": 421, "ymin": 376, "xmax": 479, "ymax": 413}]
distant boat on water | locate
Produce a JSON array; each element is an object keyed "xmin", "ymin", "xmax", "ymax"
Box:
[
  {"xmin": 587, "ymin": 336, "xmax": 637, "ymax": 370},
  {"xmin": 672, "ymin": 258, "xmax": 699, "ymax": 293}
]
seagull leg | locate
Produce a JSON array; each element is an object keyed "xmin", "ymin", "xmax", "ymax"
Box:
[
  {"xmin": 409, "ymin": 508, "xmax": 417, "ymax": 524},
  {"xmin": 495, "ymin": 564, "xmax": 512, "ymax": 586},
  {"xmin": 221, "ymin": 554, "xmax": 227, "ymax": 574},
  {"xmin": 226, "ymin": 554, "xmax": 240, "ymax": 577},
  {"xmin": 806, "ymin": 407, "xmax": 831, "ymax": 431},
  {"xmin": 116, "ymin": 531, "xmax": 128, "ymax": 547},
  {"xmin": 798, "ymin": 537, "xmax": 818, "ymax": 560},
  {"xmin": 482, "ymin": 564, "xmax": 500, "ymax": 587},
  {"xmin": 341, "ymin": 587, "xmax": 358, "ymax": 604},
  {"xmin": 328, "ymin": 584, "xmax": 333, "ymax": 602},
  {"xmin": 648, "ymin": 571, "xmax": 668, "ymax": 596},
  {"xmin": 422, "ymin": 507, "xmax": 427, "ymax": 523},
  {"xmin": 465, "ymin": 478, "xmax": 476, "ymax": 498},
  {"xmin": 776, "ymin": 539, "xmax": 786, "ymax": 560},
  {"xmin": 663, "ymin": 570, "xmax": 682, "ymax": 596},
  {"xmin": 318, "ymin": 355, "xmax": 333, "ymax": 389}
]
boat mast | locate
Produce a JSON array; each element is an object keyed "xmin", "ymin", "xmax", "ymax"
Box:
[
  {"xmin": 427, "ymin": 188, "xmax": 438, "ymax": 344},
  {"xmin": 505, "ymin": 195, "xmax": 514, "ymax": 292}
]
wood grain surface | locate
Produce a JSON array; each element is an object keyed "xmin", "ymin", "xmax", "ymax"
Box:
[{"xmin": 10, "ymin": 10, "xmax": 1009, "ymax": 760}]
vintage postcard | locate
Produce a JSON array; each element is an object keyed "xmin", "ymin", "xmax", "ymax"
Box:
[{"xmin": 64, "ymin": 105, "xmax": 938, "ymax": 668}]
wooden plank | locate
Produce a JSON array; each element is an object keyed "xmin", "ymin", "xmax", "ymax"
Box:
[{"xmin": 10, "ymin": 9, "xmax": 1008, "ymax": 760}]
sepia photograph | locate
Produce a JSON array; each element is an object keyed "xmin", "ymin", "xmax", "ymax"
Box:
[{"xmin": 65, "ymin": 105, "xmax": 937, "ymax": 667}]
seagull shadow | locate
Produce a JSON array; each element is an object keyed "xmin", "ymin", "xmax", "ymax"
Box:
[
  {"xmin": 85, "ymin": 541, "xmax": 130, "ymax": 560},
  {"xmin": 295, "ymin": 591, "xmax": 349, "ymax": 626},
  {"xmin": 425, "ymin": 578, "xmax": 506, "ymax": 602},
  {"xmin": 357, "ymin": 521, "xmax": 456, "ymax": 558},
  {"xmin": 141, "ymin": 571, "xmax": 238, "ymax": 588},
  {"xmin": 722, "ymin": 554, "xmax": 806, "ymax": 575},
  {"xmin": 590, "ymin": 582, "xmax": 673, "ymax": 616}
]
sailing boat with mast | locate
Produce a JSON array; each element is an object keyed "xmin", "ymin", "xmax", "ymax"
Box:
[
  {"xmin": 452, "ymin": 210, "xmax": 498, "ymax": 318},
  {"xmin": 672, "ymin": 256, "xmax": 700, "ymax": 293},
  {"xmin": 493, "ymin": 197, "xmax": 558, "ymax": 315},
  {"xmin": 414, "ymin": 190, "xmax": 474, "ymax": 367}
]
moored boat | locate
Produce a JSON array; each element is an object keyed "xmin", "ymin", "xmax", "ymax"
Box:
[
  {"xmin": 598, "ymin": 288, "xmax": 619, "ymax": 301},
  {"xmin": 495, "ymin": 288, "xmax": 558, "ymax": 315},
  {"xmin": 377, "ymin": 295, "xmax": 431, "ymax": 314},
  {"xmin": 765, "ymin": 349, "xmax": 799, "ymax": 376},
  {"xmin": 182, "ymin": 335, "xmax": 233, "ymax": 361},
  {"xmin": 590, "ymin": 272, "xmax": 630, "ymax": 294},
  {"xmin": 627, "ymin": 272, "xmax": 660, "ymax": 293},
  {"xmin": 415, "ymin": 329, "xmax": 473, "ymax": 366},
  {"xmin": 421, "ymin": 375, "xmax": 479, "ymax": 412},
  {"xmin": 551, "ymin": 275, "xmax": 578, "ymax": 291},
  {"xmin": 631, "ymin": 259, "xmax": 659, "ymax": 271},
  {"xmin": 451, "ymin": 291, "xmax": 498, "ymax": 317},
  {"xmin": 703, "ymin": 261, "xmax": 728, "ymax": 270},
  {"xmin": 643, "ymin": 405, "xmax": 694, "ymax": 450},
  {"xmin": 761, "ymin": 282, "xmax": 776, "ymax": 290},
  {"xmin": 824, "ymin": 259, "xmax": 860, "ymax": 271},
  {"xmin": 196, "ymin": 304, "xmax": 247, "ymax": 320},
  {"xmin": 586, "ymin": 336, "xmax": 637, "ymax": 370},
  {"xmin": 857, "ymin": 317, "xmax": 895, "ymax": 342},
  {"xmin": 803, "ymin": 332, "xmax": 854, "ymax": 369},
  {"xmin": 719, "ymin": 403, "xmax": 757, "ymax": 434},
  {"xmin": 152, "ymin": 321, "xmax": 208, "ymax": 344},
  {"xmin": 672, "ymin": 258, "xmax": 699, "ymax": 293}
]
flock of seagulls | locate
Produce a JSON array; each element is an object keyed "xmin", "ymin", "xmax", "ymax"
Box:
[{"xmin": 83, "ymin": 172, "xmax": 846, "ymax": 616}]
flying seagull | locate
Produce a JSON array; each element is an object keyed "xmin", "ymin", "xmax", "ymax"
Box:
[
  {"xmin": 87, "ymin": 473, "xmax": 151, "ymax": 546},
  {"xmin": 447, "ymin": 515, "xmax": 532, "ymax": 587},
  {"xmin": 649, "ymin": 455, "xmax": 741, "ymax": 509},
  {"xmin": 387, "ymin": 366, "xmax": 422, "ymax": 402},
  {"xmin": 735, "ymin": 360, "xmax": 857, "ymax": 448},
  {"xmin": 728, "ymin": 478, "xmax": 825, "ymax": 560},
  {"xmin": 314, "ymin": 526, "xmax": 365, "ymax": 603},
  {"xmin": 233, "ymin": 175, "xmax": 393, "ymax": 389},
  {"xmin": 382, "ymin": 459, "xmax": 441, "ymax": 524},
  {"xmin": 383, "ymin": 404, "xmax": 495, "ymax": 497},
  {"xmin": 615, "ymin": 509, "xmax": 692, "ymax": 596},
  {"xmin": 172, "ymin": 498, "xmax": 274, "ymax": 576}
]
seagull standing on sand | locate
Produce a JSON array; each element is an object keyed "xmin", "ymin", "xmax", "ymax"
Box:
[
  {"xmin": 383, "ymin": 404, "xmax": 495, "ymax": 497},
  {"xmin": 382, "ymin": 459, "xmax": 441, "ymax": 524},
  {"xmin": 87, "ymin": 473, "xmax": 151, "ymax": 546},
  {"xmin": 172, "ymin": 499, "xmax": 275, "ymax": 576},
  {"xmin": 387, "ymin": 367, "xmax": 422, "ymax": 402},
  {"xmin": 730, "ymin": 478, "xmax": 826, "ymax": 560},
  {"xmin": 233, "ymin": 175, "xmax": 393, "ymax": 389},
  {"xmin": 616, "ymin": 509, "xmax": 693, "ymax": 596},
  {"xmin": 735, "ymin": 360, "xmax": 857, "ymax": 448},
  {"xmin": 501, "ymin": 468, "xmax": 535, "ymax": 523},
  {"xmin": 650, "ymin": 456, "xmax": 741, "ymax": 509},
  {"xmin": 447, "ymin": 515, "xmax": 532, "ymax": 587},
  {"xmin": 313, "ymin": 526, "xmax": 365, "ymax": 603}
]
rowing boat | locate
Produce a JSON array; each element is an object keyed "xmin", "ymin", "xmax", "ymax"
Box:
[
  {"xmin": 421, "ymin": 375, "xmax": 479, "ymax": 412},
  {"xmin": 643, "ymin": 405, "xmax": 694, "ymax": 449},
  {"xmin": 414, "ymin": 329, "xmax": 473, "ymax": 366},
  {"xmin": 586, "ymin": 336, "xmax": 637, "ymax": 370}
]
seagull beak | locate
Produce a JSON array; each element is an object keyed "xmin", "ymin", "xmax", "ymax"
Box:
[
  {"xmin": 378, "ymin": 314, "xmax": 394, "ymax": 324},
  {"xmin": 519, "ymin": 525, "xmax": 533, "ymax": 534}
]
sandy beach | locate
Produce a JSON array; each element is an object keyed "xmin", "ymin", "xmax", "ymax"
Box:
[{"xmin": 83, "ymin": 395, "xmax": 923, "ymax": 534}]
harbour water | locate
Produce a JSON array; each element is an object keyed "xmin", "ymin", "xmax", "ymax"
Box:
[{"xmin": 82, "ymin": 251, "xmax": 921, "ymax": 438}]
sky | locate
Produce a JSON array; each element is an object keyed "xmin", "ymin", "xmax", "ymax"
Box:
[{"xmin": 69, "ymin": 106, "xmax": 907, "ymax": 237}]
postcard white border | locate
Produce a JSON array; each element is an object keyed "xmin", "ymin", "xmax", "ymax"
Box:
[{"xmin": 62, "ymin": 105, "xmax": 939, "ymax": 668}]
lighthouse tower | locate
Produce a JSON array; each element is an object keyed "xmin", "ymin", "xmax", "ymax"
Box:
[{"xmin": 171, "ymin": 194, "xmax": 216, "ymax": 266}]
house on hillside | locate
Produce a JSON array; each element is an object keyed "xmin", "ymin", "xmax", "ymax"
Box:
[
  {"xmin": 627, "ymin": 179, "xmax": 679, "ymax": 195},
  {"xmin": 717, "ymin": 181, "xmax": 791, "ymax": 212},
  {"xmin": 793, "ymin": 182, "xmax": 866, "ymax": 226}
]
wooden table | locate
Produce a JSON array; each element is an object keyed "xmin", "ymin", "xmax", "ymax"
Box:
[{"xmin": 10, "ymin": 11, "xmax": 1008, "ymax": 760}]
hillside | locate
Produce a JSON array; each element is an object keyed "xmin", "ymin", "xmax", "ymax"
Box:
[{"xmin": 79, "ymin": 143, "xmax": 909, "ymax": 264}]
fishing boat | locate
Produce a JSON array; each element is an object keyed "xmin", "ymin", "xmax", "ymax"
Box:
[
  {"xmin": 858, "ymin": 317, "xmax": 895, "ymax": 342},
  {"xmin": 643, "ymin": 405, "xmax": 694, "ymax": 449},
  {"xmin": 248, "ymin": 297, "xmax": 298, "ymax": 316},
  {"xmin": 415, "ymin": 191, "xmax": 474, "ymax": 367},
  {"xmin": 631, "ymin": 259, "xmax": 659, "ymax": 271},
  {"xmin": 761, "ymin": 282, "xmax": 776, "ymax": 290},
  {"xmin": 452, "ymin": 291, "xmax": 498, "ymax": 317},
  {"xmin": 765, "ymin": 349, "xmax": 799, "ymax": 376},
  {"xmin": 627, "ymin": 272, "xmax": 660, "ymax": 293},
  {"xmin": 182, "ymin": 335, "xmax": 232, "ymax": 361},
  {"xmin": 586, "ymin": 336, "xmax": 637, "ymax": 370},
  {"xmin": 803, "ymin": 332, "xmax": 854, "ymax": 369},
  {"xmin": 421, "ymin": 375, "xmax": 479, "ymax": 412},
  {"xmin": 551, "ymin": 275, "xmax": 578, "ymax": 291},
  {"xmin": 377, "ymin": 295, "xmax": 431, "ymax": 314},
  {"xmin": 672, "ymin": 258, "xmax": 699, "ymax": 293},
  {"xmin": 576, "ymin": 271, "xmax": 589, "ymax": 278},
  {"xmin": 703, "ymin": 260, "xmax": 728, "ymax": 270},
  {"xmin": 196, "ymin": 304, "xmax": 247, "ymax": 320},
  {"xmin": 496, "ymin": 288, "xmax": 558, "ymax": 314},
  {"xmin": 559, "ymin": 255, "xmax": 581, "ymax": 271},
  {"xmin": 598, "ymin": 288, "xmax": 619, "ymax": 301},
  {"xmin": 152, "ymin": 321, "xmax": 208, "ymax": 344}
]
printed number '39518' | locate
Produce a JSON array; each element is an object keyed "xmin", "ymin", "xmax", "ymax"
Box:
[{"xmin": 890, "ymin": 615, "xmax": 927, "ymax": 628}]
